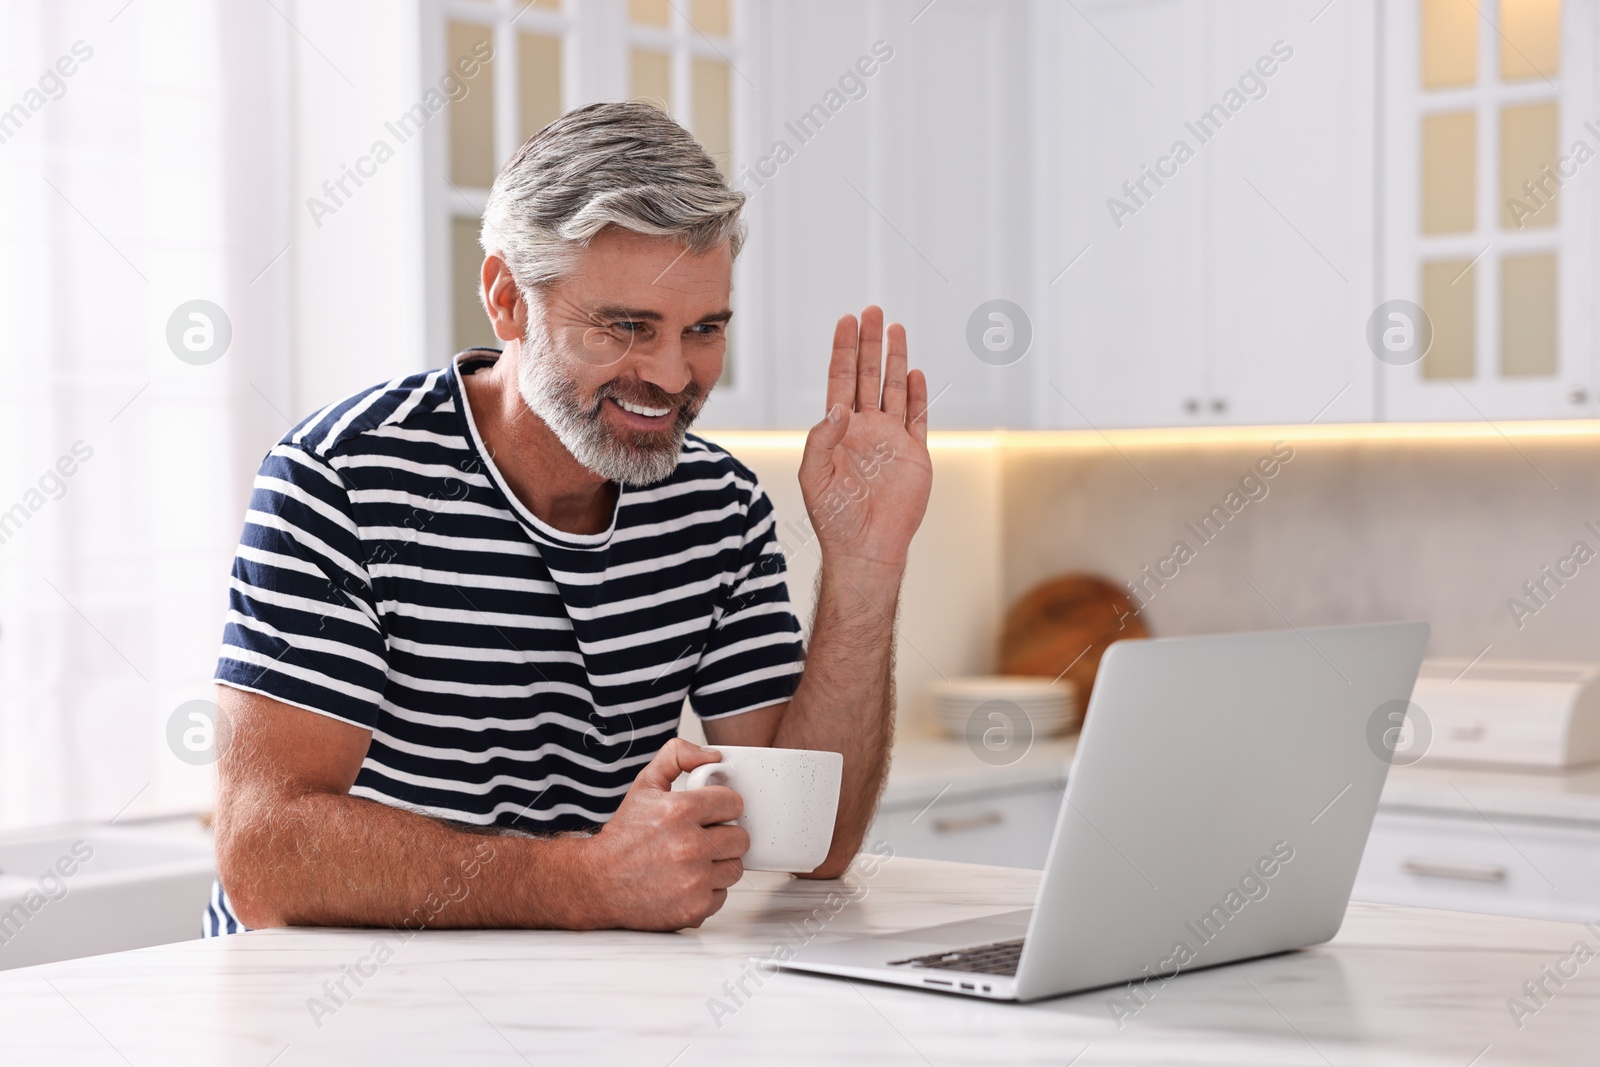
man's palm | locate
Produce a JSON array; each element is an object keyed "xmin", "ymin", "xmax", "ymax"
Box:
[{"xmin": 799, "ymin": 307, "xmax": 932, "ymax": 571}]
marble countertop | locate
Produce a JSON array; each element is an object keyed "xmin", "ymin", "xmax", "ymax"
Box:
[
  {"xmin": 887, "ymin": 730, "xmax": 1600, "ymax": 826},
  {"xmin": 1, "ymin": 854, "xmax": 1595, "ymax": 1065}
]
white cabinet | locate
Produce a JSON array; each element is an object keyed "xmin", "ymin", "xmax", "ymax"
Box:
[
  {"xmin": 741, "ymin": 0, "xmax": 1036, "ymax": 431},
  {"xmin": 1353, "ymin": 808, "xmax": 1600, "ymax": 924},
  {"xmin": 1041, "ymin": 0, "xmax": 1376, "ymax": 429},
  {"xmin": 1377, "ymin": 0, "xmax": 1600, "ymax": 422},
  {"xmin": 869, "ymin": 781, "xmax": 1064, "ymax": 870}
]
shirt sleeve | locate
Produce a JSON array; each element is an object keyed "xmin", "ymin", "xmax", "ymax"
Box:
[
  {"xmin": 214, "ymin": 443, "xmax": 388, "ymax": 728},
  {"xmin": 687, "ymin": 477, "xmax": 806, "ymax": 720}
]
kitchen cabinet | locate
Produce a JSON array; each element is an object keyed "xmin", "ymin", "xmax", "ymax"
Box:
[
  {"xmin": 869, "ymin": 781, "xmax": 1064, "ymax": 870},
  {"xmin": 1377, "ymin": 0, "xmax": 1600, "ymax": 422},
  {"xmin": 1040, "ymin": 0, "xmax": 1377, "ymax": 429},
  {"xmin": 743, "ymin": 0, "xmax": 1036, "ymax": 431},
  {"xmin": 882, "ymin": 735, "xmax": 1600, "ymax": 925},
  {"xmin": 1353, "ymin": 808, "xmax": 1600, "ymax": 923}
]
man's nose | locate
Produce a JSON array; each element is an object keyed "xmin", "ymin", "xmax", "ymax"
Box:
[{"xmin": 631, "ymin": 334, "xmax": 692, "ymax": 396}]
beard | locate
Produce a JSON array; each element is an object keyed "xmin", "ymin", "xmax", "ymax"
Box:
[{"xmin": 515, "ymin": 322, "xmax": 709, "ymax": 487}]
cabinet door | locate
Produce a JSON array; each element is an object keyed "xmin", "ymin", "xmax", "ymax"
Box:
[
  {"xmin": 1204, "ymin": 0, "xmax": 1377, "ymax": 426},
  {"xmin": 1379, "ymin": 0, "xmax": 1598, "ymax": 421},
  {"xmin": 1354, "ymin": 809, "xmax": 1600, "ymax": 923},
  {"xmin": 870, "ymin": 783, "xmax": 1064, "ymax": 869},
  {"xmin": 1043, "ymin": 0, "xmax": 1208, "ymax": 428},
  {"xmin": 749, "ymin": 0, "xmax": 878, "ymax": 429}
]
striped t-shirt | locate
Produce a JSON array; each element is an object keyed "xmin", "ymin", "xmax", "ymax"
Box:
[{"xmin": 203, "ymin": 350, "xmax": 806, "ymax": 936}]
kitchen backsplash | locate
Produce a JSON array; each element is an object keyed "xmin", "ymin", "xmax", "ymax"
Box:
[
  {"xmin": 704, "ymin": 428, "xmax": 1600, "ymax": 734},
  {"xmin": 1003, "ymin": 429, "xmax": 1600, "ymax": 664}
]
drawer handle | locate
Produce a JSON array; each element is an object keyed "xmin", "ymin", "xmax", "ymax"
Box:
[
  {"xmin": 1401, "ymin": 859, "xmax": 1507, "ymax": 883},
  {"xmin": 932, "ymin": 811, "xmax": 1004, "ymax": 834}
]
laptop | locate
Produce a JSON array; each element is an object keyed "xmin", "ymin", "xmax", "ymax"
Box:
[{"xmin": 767, "ymin": 621, "xmax": 1429, "ymax": 1003}]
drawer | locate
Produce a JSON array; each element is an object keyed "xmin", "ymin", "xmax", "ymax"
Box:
[
  {"xmin": 1354, "ymin": 809, "xmax": 1600, "ymax": 923},
  {"xmin": 869, "ymin": 783, "xmax": 1063, "ymax": 869}
]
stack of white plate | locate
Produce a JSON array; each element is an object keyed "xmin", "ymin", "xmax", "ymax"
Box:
[{"xmin": 928, "ymin": 676, "xmax": 1080, "ymax": 739}]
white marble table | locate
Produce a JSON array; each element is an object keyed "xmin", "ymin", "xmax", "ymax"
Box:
[{"xmin": 1, "ymin": 855, "xmax": 1596, "ymax": 1065}]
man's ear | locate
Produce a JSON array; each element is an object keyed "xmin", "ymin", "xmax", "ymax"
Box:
[{"xmin": 480, "ymin": 255, "xmax": 526, "ymax": 343}]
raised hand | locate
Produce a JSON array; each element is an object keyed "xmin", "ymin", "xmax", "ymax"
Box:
[{"xmin": 798, "ymin": 306, "xmax": 933, "ymax": 574}]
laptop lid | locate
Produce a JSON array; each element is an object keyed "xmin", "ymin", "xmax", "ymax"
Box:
[{"xmin": 1013, "ymin": 620, "xmax": 1428, "ymax": 1002}]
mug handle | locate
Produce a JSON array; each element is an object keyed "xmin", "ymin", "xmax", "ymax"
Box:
[{"xmin": 683, "ymin": 763, "xmax": 731, "ymax": 791}]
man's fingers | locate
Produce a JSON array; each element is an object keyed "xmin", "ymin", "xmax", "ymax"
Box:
[
  {"xmin": 907, "ymin": 368, "xmax": 930, "ymax": 442},
  {"xmin": 678, "ymin": 783, "xmax": 744, "ymax": 827},
  {"xmin": 826, "ymin": 314, "xmax": 858, "ymax": 415},
  {"xmin": 710, "ymin": 857, "xmax": 745, "ymax": 890},
  {"xmin": 882, "ymin": 322, "xmax": 908, "ymax": 418},
  {"xmin": 633, "ymin": 736, "xmax": 718, "ymax": 793},
  {"xmin": 855, "ymin": 305, "xmax": 884, "ymax": 412}
]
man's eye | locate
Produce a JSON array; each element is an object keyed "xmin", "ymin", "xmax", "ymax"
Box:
[
  {"xmin": 612, "ymin": 321, "xmax": 645, "ymax": 334},
  {"xmin": 691, "ymin": 323, "xmax": 724, "ymax": 337}
]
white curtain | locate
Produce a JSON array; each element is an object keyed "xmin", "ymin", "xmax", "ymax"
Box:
[{"xmin": 0, "ymin": 0, "xmax": 294, "ymax": 829}]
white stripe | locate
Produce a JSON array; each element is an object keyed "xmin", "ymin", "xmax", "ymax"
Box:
[
  {"xmin": 219, "ymin": 643, "xmax": 384, "ymax": 704},
  {"xmin": 378, "ymin": 686, "xmax": 685, "ymax": 728},
  {"xmin": 268, "ymin": 444, "xmax": 343, "ymax": 487},
  {"xmin": 291, "ymin": 395, "xmax": 347, "ymax": 447},
  {"xmin": 377, "ymin": 598, "xmax": 573, "ymax": 630},
  {"xmin": 693, "ymin": 660, "xmax": 805, "ymax": 698},
  {"xmin": 696, "ymin": 629, "xmax": 798, "ymax": 669},
  {"xmin": 348, "ymin": 488, "xmax": 505, "ymax": 520},
  {"xmin": 231, "ymin": 576, "xmax": 377, "ymax": 631},
  {"xmin": 226, "ymin": 609, "xmax": 389, "ymax": 673},
  {"xmin": 332, "ymin": 453, "xmax": 494, "ymax": 485},
  {"xmin": 386, "ymin": 634, "xmax": 584, "ymax": 666},
  {"xmin": 234, "ymin": 542, "xmax": 326, "ymax": 583},
  {"xmin": 371, "ymin": 561, "xmax": 559, "ymax": 595},
  {"xmin": 370, "ymin": 716, "xmax": 678, "ymax": 768},
  {"xmin": 562, "ymin": 573, "xmax": 723, "ymax": 622},
  {"xmin": 716, "ymin": 599, "xmax": 795, "ymax": 632},
  {"xmin": 243, "ymin": 509, "xmax": 368, "ymax": 590},
  {"xmin": 542, "ymin": 533, "xmax": 741, "ymax": 586},
  {"xmin": 377, "ymin": 369, "xmax": 445, "ymax": 430},
  {"xmin": 254, "ymin": 475, "xmax": 359, "ymax": 538},
  {"xmin": 576, "ymin": 613, "xmax": 709, "ymax": 655},
  {"xmin": 622, "ymin": 469, "xmax": 751, "ymax": 506},
  {"xmin": 357, "ymin": 526, "xmax": 536, "ymax": 558},
  {"xmin": 612, "ymin": 500, "xmax": 743, "ymax": 544},
  {"xmin": 385, "ymin": 667, "xmax": 598, "ymax": 701},
  {"xmin": 316, "ymin": 374, "xmax": 410, "ymax": 457},
  {"xmin": 365, "ymin": 423, "xmax": 469, "ymax": 450}
]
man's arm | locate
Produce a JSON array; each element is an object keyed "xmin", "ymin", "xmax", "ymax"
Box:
[
  {"xmin": 214, "ymin": 685, "xmax": 750, "ymax": 932},
  {"xmin": 703, "ymin": 306, "xmax": 930, "ymax": 879}
]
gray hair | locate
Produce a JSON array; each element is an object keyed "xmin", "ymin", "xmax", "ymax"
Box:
[{"xmin": 479, "ymin": 101, "xmax": 746, "ymax": 292}]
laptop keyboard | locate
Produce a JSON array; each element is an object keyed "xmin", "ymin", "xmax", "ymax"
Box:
[{"xmin": 888, "ymin": 938, "xmax": 1025, "ymax": 977}]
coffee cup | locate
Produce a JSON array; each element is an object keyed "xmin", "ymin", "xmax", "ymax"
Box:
[{"xmin": 681, "ymin": 746, "xmax": 843, "ymax": 873}]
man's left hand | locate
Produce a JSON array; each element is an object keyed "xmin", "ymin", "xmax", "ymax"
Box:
[{"xmin": 798, "ymin": 306, "xmax": 933, "ymax": 574}]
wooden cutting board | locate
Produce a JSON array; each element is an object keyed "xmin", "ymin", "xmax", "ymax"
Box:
[{"xmin": 998, "ymin": 573, "xmax": 1149, "ymax": 711}]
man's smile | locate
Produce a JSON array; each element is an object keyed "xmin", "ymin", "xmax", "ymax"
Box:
[{"xmin": 606, "ymin": 395, "xmax": 675, "ymax": 428}]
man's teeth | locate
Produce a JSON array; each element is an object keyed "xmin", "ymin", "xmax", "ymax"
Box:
[{"xmin": 616, "ymin": 398, "xmax": 670, "ymax": 418}]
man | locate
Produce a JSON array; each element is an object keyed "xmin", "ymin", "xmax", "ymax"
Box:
[{"xmin": 206, "ymin": 102, "xmax": 932, "ymax": 935}]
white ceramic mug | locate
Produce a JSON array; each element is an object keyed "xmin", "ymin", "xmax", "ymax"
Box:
[{"xmin": 681, "ymin": 746, "xmax": 844, "ymax": 873}]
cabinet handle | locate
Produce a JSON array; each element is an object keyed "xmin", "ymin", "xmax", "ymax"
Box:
[
  {"xmin": 1210, "ymin": 397, "xmax": 1228, "ymax": 413},
  {"xmin": 1401, "ymin": 859, "xmax": 1507, "ymax": 883},
  {"xmin": 1570, "ymin": 387, "xmax": 1589, "ymax": 405},
  {"xmin": 932, "ymin": 811, "xmax": 1004, "ymax": 834},
  {"xmin": 1183, "ymin": 398, "xmax": 1200, "ymax": 414}
]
